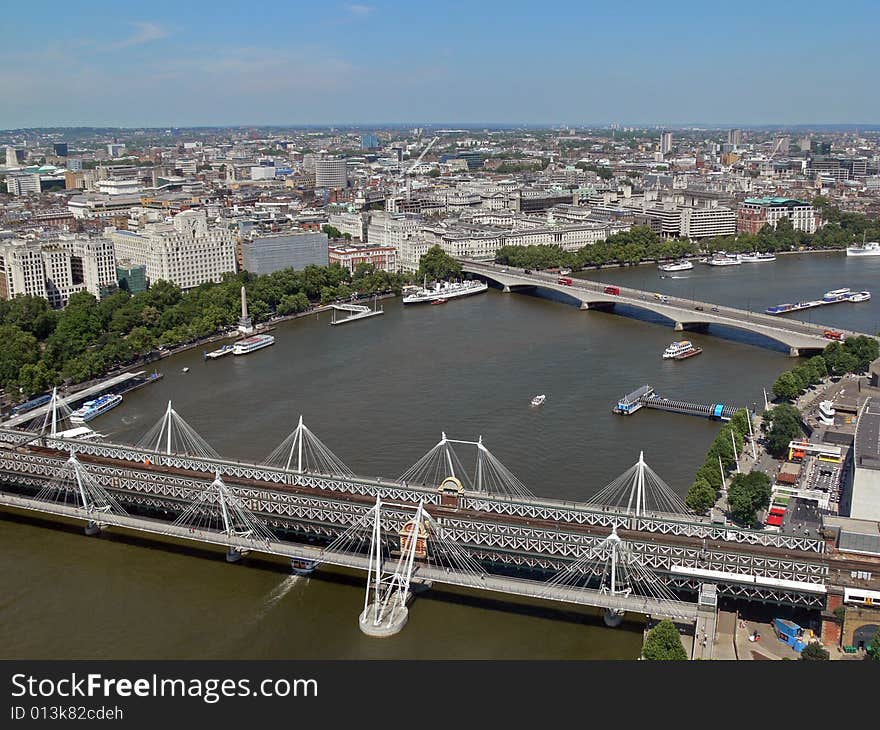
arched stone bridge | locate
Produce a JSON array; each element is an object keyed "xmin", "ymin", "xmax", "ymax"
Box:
[{"xmin": 462, "ymin": 260, "xmax": 872, "ymax": 356}]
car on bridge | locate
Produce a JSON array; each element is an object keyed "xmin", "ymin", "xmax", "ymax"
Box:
[
  {"xmin": 824, "ymin": 330, "xmax": 844, "ymax": 340},
  {"xmin": 604, "ymin": 285, "xmax": 620, "ymax": 295}
]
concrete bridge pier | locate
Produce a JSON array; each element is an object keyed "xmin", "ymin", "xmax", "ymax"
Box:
[
  {"xmin": 603, "ymin": 608, "xmax": 625, "ymax": 627},
  {"xmin": 359, "ymin": 594, "xmax": 411, "ymax": 637},
  {"xmin": 84, "ymin": 520, "xmax": 102, "ymax": 537},
  {"xmin": 226, "ymin": 547, "xmax": 244, "ymax": 563},
  {"xmin": 502, "ymin": 285, "xmax": 511, "ymax": 293},
  {"xmin": 789, "ymin": 347, "xmax": 800, "ymax": 357},
  {"xmin": 579, "ymin": 302, "xmax": 589, "ymax": 311}
]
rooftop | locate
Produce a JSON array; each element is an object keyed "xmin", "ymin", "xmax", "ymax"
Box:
[
  {"xmin": 854, "ymin": 398, "xmax": 880, "ymax": 471},
  {"xmin": 743, "ymin": 196, "xmax": 810, "ymax": 207}
]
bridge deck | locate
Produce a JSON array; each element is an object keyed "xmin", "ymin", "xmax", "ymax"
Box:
[
  {"xmin": 0, "ymin": 492, "xmax": 699, "ymax": 622},
  {"xmin": 462, "ymin": 260, "xmax": 876, "ymax": 352}
]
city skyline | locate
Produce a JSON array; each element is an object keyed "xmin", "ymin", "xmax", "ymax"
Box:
[{"xmin": 3, "ymin": 0, "xmax": 880, "ymax": 129}]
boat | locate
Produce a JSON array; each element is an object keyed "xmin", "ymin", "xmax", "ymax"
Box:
[
  {"xmin": 530, "ymin": 394, "xmax": 546, "ymax": 407},
  {"xmin": 737, "ymin": 252, "xmax": 776, "ymax": 262},
  {"xmin": 70, "ymin": 393, "xmax": 123, "ymax": 424},
  {"xmin": 846, "ymin": 241, "xmax": 880, "ymax": 257},
  {"xmin": 846, "ymin": 291, "xmax": 871, "ymax": 302},
  {"xmin": 823, "ymin": 288, "xmax": 851, "ymax": 302},
  {"xmin": 705, "ymin": 252, "xmax": 741, "ymax": 266},
  {"xmin": 402, "ymin": 279, "xmax": 488, "ymax": 304},
  {"xmin": 559, "ymin": 268, "xmax": 572, "ymax": 276},
  {"xmin": 204, "ymin": 344, "xmax": 234, "ymax": 360},
  {"xmin": 232, "ymin": 333, "xmax": 275, "ymax": 355},
  {"xmin": 290, "ymin": 557, "xmax": 318, "ymax": 576},
  {"xmin": 182, "ymin": 367, "xmax": 190, "ymax": 373},
  {"xmin": 658, "ymin": 260, "xmax": 694, "ymax": 272},
  {"xmin": 673, "ymin": 345, "xmax": 703, "ymax": 360},
  {"xmin": 765, "ymin": 300, "xmax": 825, "ymax": 315},
  {"xmin": 662, "ymin": 340, "xmax": 698, "ymax": 359},
  {"xmin": 431, "ymin": 298, "xmax": 447, "ymax": 305}
]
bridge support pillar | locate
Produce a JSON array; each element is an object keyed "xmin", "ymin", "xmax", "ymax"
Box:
[
  {"xmin": 226, "ymin": 547, "xmax": 243, "ymax": 563},
  {"xmin": 502, "ymin": 285, "xmax": 511, "ymax": 293},
  {"xmin": 359, "ymin": 599, "xmax": 409, "ymax": 637},
  {"xmin": 788, "ymin": 347, "xmax": 800, "ymax": 357},
  {"xmin": 84, "ymin": 520, "xmax": 102, "ymax": 537},
  {"xmin": 603, "ymin": 608, "xmax": 625, "ymax": 627},
  {"xmin": 579, "ymin": 302, "xmax": 589, "ymax": 310},
  {"xmin": 674, "ymin": 322, "xmax": 684, "ymax": 331}
]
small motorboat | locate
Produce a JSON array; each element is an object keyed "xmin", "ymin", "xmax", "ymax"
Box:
[
  {"xmin": 431, "ymin": 298, "xmax": 448, "ymax": 305},
  {"xmin": 182, "ymin": 367, "xmax": 190, "ymax": 373},
  {"xmin": 531, "ymin": 394, "xmax": 546, "ymax": 407}
]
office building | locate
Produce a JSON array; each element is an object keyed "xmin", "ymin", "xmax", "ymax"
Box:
[
  {"xmin": 329, "ymin": 244, "xmax": 397, "ymax": 272},
  {"xmin": 660, "ymin": 132, "xmax": 673, "ymax": 155},
  {"xmin": 328, "ymin": 211, "xmax": 365, "ymax": 240},
  {"xmin": 106, "ymin": 210, "xmax": 237, "ymax": 290},
  {"xmin": 240, "ymin": 232, "xmax": 329, "ymax": 275},
  {"xmin": 53, "ymin": 143, "xmax": 68, "ymax": 157},
  {"xmin": 6, "ymin": 173, "xmax": 41, "ymax": 196},
  {"xmin": 314, "ymin": 158, "xmax": 348, "ymax": 189},
  {"xmin": 4, "ymin": 146, "xmax": 18, "ymax": 168},
  {"xmin": 737, "ymin": 197, "xmax": 817, "ymax": 235},
  {"xmin": 116, "ymin": 260, "xmax": 148, "ymax": 294},
  {"xmin": 0, "ymin": 236, "xmax": 117, "ymax": 308},
  {"xmin": 679, "ymin": 206, "xmax": 737, "ymax": 239},
  {"xmin": 250, "ymin": 166, "xmax": 276, "ymax": 181},
  {"xmin": 849, "ymin": 399, "xmax": 880, "ymax": 521},
  {"xmin": 361, "ymin": 134, "xmax": 379, "ymax": 150},
  {"xmin": 67, "ymin": 158, "xmax": 83, "ymax": 172},
  {"xmin": 727, "ymin": 129, "xmax": 742, "ymax": 146},
  {"xmin": 107, "ymin": 143, "xmax": 126, "ymax": 158}
]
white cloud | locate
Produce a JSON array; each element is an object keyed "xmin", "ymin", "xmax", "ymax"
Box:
[{"xmin": 106, "ymin": 21, "xmax": 170, "ymax": 51}]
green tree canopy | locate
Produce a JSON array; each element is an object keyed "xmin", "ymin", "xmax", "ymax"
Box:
[
  {"xmin": 800, "ymin": 643, "xmax": 830, "ymax": 660},
  {"xmin": 685, "ymin": 476, "xmax": 716, "ymax": 513},
  {"xmin": 418, "ymin": 245, "xmax": 463, "ymax": 281},
  {"xmin": 764, "ymin": 403, "xmax": 803, "ymax": 458},
  {"xmin": 727, "ymin": 471, "xmax": 771, "ymax": 525},
  {"xmin": 642, "ymin": 619, "xmax": 688, "ymax": 660}
]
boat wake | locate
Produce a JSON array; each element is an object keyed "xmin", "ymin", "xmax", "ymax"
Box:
[{"xmin": 252, "ymin": 575, "xmax": 305, "ymax": 623}]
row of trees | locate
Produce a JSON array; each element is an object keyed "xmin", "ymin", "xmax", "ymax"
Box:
[
  {"xmin": 496, "ymin": 204, "xmax": 880, "ymax": 276},
  {"xmin": 0, "ymin": 262, "xmax": 408, "ymax": 399},
  {"xmin": 495, "ymin": 227, "xmax": 699, "ymax": 270},
  {"xmin": 772, "ymin": 337, "xmax": 879, "ymax": 401},
  {"xmin": 685, "ymin": 409, "xmax": 754, "ymax": 517}
]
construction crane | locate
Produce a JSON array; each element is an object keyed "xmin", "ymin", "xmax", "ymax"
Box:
[{"xmin": 402, "ymin": 136, "xmax": 439, "ymax": 199}]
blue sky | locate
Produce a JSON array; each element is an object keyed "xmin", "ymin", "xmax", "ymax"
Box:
[{"xmin": 2, "ymin": 1, "xmax": 879, "ymax": 128}]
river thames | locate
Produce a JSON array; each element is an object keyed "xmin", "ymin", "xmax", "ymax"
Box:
[{"xmin": 2, "ymin": 251, "xmax": 878, "ymax": 659}]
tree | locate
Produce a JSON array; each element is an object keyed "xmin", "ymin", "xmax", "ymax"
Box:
[
  {"xmin": 843, "ymin": 336, "xmax": 880, "ymax": 372},
  {"xmin": 16, "ymin": 361, "xmax": 56, "ymax": 397},
  {"xmin": 418, "ymin": 245, "xmax": 462, "ymax": 281},
  {"xmin": 773, "ymin": 370, "xmax": 803, "ymax": 401},
  {"xmin": 800, "ymin": 643, "xmax": 830, "ymax": 661},
  {"xmin": 642, "ymin": 619, "xmax": 688, "ymax": 660},
  {"xmin": 727, "ymin": 471, "xmax": 771, "ymax": 525},
  {"xmin": 764, "ymin": 403, "xmax": 803, "ymax": 458},
  {"xmin": 686, "ymin": 476, "xmax": 716, "ymax": 513},
  {"xmin": 321, "ymin": 225, "xmax": 342, "ymax": 240},
  {"xmin": 0, "ymin": 325, "xmax": 40, "ymax": 394}
]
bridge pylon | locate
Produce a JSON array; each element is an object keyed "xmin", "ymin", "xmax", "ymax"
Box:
[
  {"xmin": 172, "ymin": 470, "xmax": 276, "ymax": 563},
  {"xmin": 359, "ymin": 497, "xmax": 425, "ymax": 637},
  {"xmin": 36, "ymin": 450, "xmax": 128, "ymax": 535}
]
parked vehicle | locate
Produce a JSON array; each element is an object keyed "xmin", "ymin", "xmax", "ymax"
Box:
[{"xmin": 694, "ymin": 305, "xmax": 704, "ymax": 311}]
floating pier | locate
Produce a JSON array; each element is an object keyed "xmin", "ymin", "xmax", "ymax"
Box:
[
  {"xmin": 330, "ymin": 299, "xmax": 384, "ymax": 325},
  {"xmin": 614, "ymin": 384, "xmax": 739, "ymax": 421}
]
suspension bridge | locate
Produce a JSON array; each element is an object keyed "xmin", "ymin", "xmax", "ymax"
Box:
[{"xmin": 1, "ymin": 397, "xmax": 864, "ymax": 650}]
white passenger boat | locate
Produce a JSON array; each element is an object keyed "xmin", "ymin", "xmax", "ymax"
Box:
[
  {"xmin": 823, "ymin": 288, "xmax": 851, "ymax": 302},
  {"xmin": 846, "ymin": 291, "xmax": 871, "ymax": 302},
  {"xmin": 233, "ymin": 334, "xmax": 275, "ymax": 355},
  {"xmin": 402, "ymin": 279, "xmax": 488, "ymax": 304},
  {"xmin": 737, "ymin": 252, "xmax": 776, "ymax": 262},
  {"xmin": 531, "ymin": 394, "xmax": 546, "ymax": 407},
  {"xmin": 706, "ymin": 253, "xmax": 741, "ymax": 266},
  {"xmin": 70, "ymin": 394, "xmax": 123, "ymax": 424},
  {"xmin": 846, "ymin": 241, "xmax": 880, "ymax": 257},
  {"xmin": 658, "ymin": 260, "xmax": 694, "ymax": 272},
  {"xmin": 662, "ymin": 341, "xmax": 698, "ymax": 359}
]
